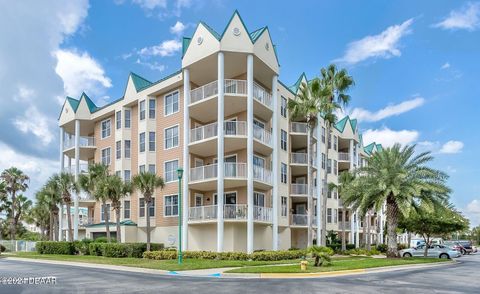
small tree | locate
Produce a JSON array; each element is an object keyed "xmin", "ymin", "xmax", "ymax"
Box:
[
  {"xmin": 102, "ymin": 175, "xmax": 132, "ymax": 242},
  {"xmin": 54, "ymin": 172, "xmax": 79, "ymax": 241},
  {"xmin": 399, "ymin": 205, "xmax": 468, "ymax": 257},
  {"xmin": 1, "ymin": 167, "xmax": 29, "ymax": 239},
  {"xmin": 308, "ymin": 246, "xmax": 334, "ymax": 266}
]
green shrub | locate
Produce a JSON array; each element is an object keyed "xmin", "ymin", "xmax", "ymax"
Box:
[
  {"xmin": 144, "ymin": 250, "xmax": 177, "ymax": 260},
  {"xmin": 88, "ymin": 243, "xmax": 106, "ymax": 256},
  {"xmin": 143, "ymin": 249, "xmax": 306, "ymax": 261},
  {"xmin": 217, "ymin": 252, "xmax": 249, "ymax": 260},
  {"xmin": 73, "ymin": 239, "xmax": 93, "ymax": 255},
  {"xmin": 376, "ymin": 244, "xmax": 388, "ymax": 253},
  {"xmin": 36, "ymin": 241, "xmax": 74, "ymax": 255},
  {"xmin": 250, "ymin": 250, "xmax": 306, "ymax": 261},
  {"xmin": 326, "ymin": 243, "xmax": 341, "ymax": 252},
  {"xmin": 0, "ymin": 244, "xmax": 6, "ymax": 253},
  {"xmin": 397, "ymin": 243, "xmax": 407, "ymax": 250},
  {"xmin": 308, "ymin": 246, "xmax": 334, "ymax": 266},
  {"xmin": 93, "ymin": 237, "xmax": 117, "ymax": 243},
  {"xmin": 346, "ymin": 244, "xmax": 356, "ymax": 250},
  {"xmin": 103, "ymin": 243, "xmax": 130, "ymax": 258}
]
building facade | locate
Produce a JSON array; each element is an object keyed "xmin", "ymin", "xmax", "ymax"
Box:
[{"xmin": 58, "ymin": 11, "xmax": 383, "ymax": 252}]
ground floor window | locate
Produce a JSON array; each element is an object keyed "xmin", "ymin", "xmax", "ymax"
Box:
[{"xmin": 124, "ymin": 200, "xmax": 130, "ymax": 219}]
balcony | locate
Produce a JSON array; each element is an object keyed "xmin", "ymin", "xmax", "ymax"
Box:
[
  {"xmin": 79, "ymin": 217, "xmax": 95, "ymax": 227},
  {"xmin": 291, "ymin": 214, "xmax": 308, "ymax": 226},
  {"xmin": 290, "ymin": 184, "xmax": 317, "ymax": 197},
  {"xmin": 290, "ymin": 122, "xmax": 307, "ymax": 134},
  {"xmin": 290, "ymin": 152, "xmax": 316, "ymax": 176},
  {"xmin": 338, "ymin": 152, "xmax": 350, "ymax": 162},
  {"xmin": 291, "ymin": 152, "xmax": 308, "ymax": 165},
  {"xmin": 253, "ymin": 125, "xmax": 273, "ymax": 155},
  {"xmin": 253, "ymin": 166, "xmax": 273, "ymax": 189},
  {"xmin": 189, "ymin": 121, "xmax": 247, "ymax": 157},
  {"xmin": 189, "ymin": 79, "xmax": 273, "ymax": 123},
  {"xmin": 63, "ymin": 136, "xmax": 96, "ymax": 160},
  {"xmin": 188, "ymin": 204, "xmax": 272, "ymax": 223},
  {"xmin": 64, "ymin": 136, "xmax": 95, "ymax": 150},
  {"xmin": 62, "ymin": 163, "xmax": 89, "ymax": 174}
]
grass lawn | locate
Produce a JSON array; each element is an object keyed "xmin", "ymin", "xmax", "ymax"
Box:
[
  {"xmin": 9, "ymin": 252, "xmax": 303, "ymax": 271},
  {"xmin": 226, "ymin": 257, "xmax": 451, "ymax": 274}
]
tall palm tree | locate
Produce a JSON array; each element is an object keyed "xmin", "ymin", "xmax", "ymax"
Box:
[
  {"xmin": 348, "ymin": 144, "xmax": 450, "ymax": 257},
  {"xmin": 132, "ymin": 172, "xmax": 165, "ymax": 251},
  {"xmin": 318, "ymin": 64, "xmax": 354, "ymax": 246},
  {"xmin": 102, "ymin": 175, "xmax": 132, "ymax": 242},
  {"xmin": 288, "ymin": 80, "xmax": 324, "ymax": 247},
  {"xmin": 54, "ymin": 172, "xmax": 79, "ymax": 241},
  {"xmin": 329, "ymin": 171, "xmax": 355, "ymax": 251},
  {"xmin": 1, "ymin": 167, "xmax": 30, "ymax": 239},
  {"xmin": 78, "ymin": 164, "xmax": 110, "ymax": 241},
  {"xmin": 27, "ymin": 194, "xmax": 50, "ymax": 240},
  {"xmin": 37, "ymin": 179, "xmax": 62, "ymax": 240}
]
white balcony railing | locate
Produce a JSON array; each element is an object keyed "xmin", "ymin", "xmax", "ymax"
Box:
[
  {"xmin": 253, "ymin": 82, "xmax": 272, "ymax": 109},
  {"xmin": 291, "ymin": 183, "xmax": 307, "ymax": 195},
  {"xmin": 224, "ymin": 163, "xmax": 247, "ymax": 178},
  {"xmin": 253, "ymin": 166, "xmax": 272, "ymax": 184},
  {"xmin": 253, "ymin": 125, "xmax": 272, "ymax": 145},
  {"xmin": 190, "ymin": 163, "xmax": 247, "ymax": 182},
  {"xmin": 189, "ymin": 205, "xmax": 218, "ymax": 221},
  {"xmin": 290, "ymin": 122, "xmax": 308, "ymax": 134},
  {"xmin": 338, "ymin": 152, "xmax": 350, "ymax": 162},
  {"xmin": 224, "ymin": 121, "xmax": 247, "ymax": 137},
  {"xmin": 254, "ymin": 206, "xmax": 272, "ymax": 222},
  {"xmin": 190, "ymin": 122, "xmax": 218, "ymax": 143},
  {"xmin": 291, "ymin": 153, "xmax": 308, "ymax": 164},
  {"xmin": 79, "ymin": 217, "xmax": 95, "ymax": 226},
  {"xmin": 224, "ymin": 204, "xmax": 248, "ymax": 220},
  {"xmin": 224, "ymin": 79, "xmax": 247, "ymax": 95},
  {"xmin": 292, "ymin": 214, "xmax": 308, "ymax": 226},
  {"xmin": 64, "ymin": 136, "xmax": 95, "ymax": 150},
  {"xmin": 63, "ymin": 163, "xmax": 89, "ymax": 174},
  {"xmin": 190, "ymin": 80, "xmax": 218, "ymax": 104}
]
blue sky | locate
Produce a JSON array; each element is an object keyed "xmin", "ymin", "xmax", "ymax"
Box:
[{"xmin": 1, "ymin": 0, "xmax": 480, "ymax": 225}]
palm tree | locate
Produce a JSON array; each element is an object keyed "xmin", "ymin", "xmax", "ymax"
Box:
[
  {"xmin": 54, "ymin": 172, "xmax": 79, "ymax": 241},
  {"xmin": 329, "ymin": 171, "xmax": 355, "ymax": 251},
  {"xmin": 318, "ymin": 64, "xmax": 354, "ymax": 246},
  {"xmin": 349, "ymin": 144, "xmax": 450, "ymax": 257},
  {"xmin": 27, "ymin": 194, "xmax": 50, "ymax": 240},
  {"xmin": 78, "ymin": 164, "xmax": 110, "ymax": 241},
  {"xmin": 288, "ymin": 80, "xmax": 325, "ymax": 247},
  {"xmin": 102, "ymin": 175, "xmax": 132, "ymax": 242},
  {"xmin": 1, "ymin": 167, "xmax": 30, "ymax": 239},
  {"xmin": 132, "ymin": 172, "xmax": 165, "ymax": 251},
  {"xmin": 37, "ymin": 180, "xmax": 62, "ymax": 240}
]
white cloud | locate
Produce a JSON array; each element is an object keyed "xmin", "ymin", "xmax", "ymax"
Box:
[
  {"xmin": 465, "ymin": 199, "xmax": 480, "ymax": 227},
  {"xmin": 439, "ymin": 140, "xmax": 464, "ymax": 154},
  {"xmin": 335, "ymin": 18, "xmax": 413, "ymax": 65},
  {"xmin": 13, "ymin": 85, "xmax": 35, "ymax": 103},
  {"xmin": 433, "ymin": 2, "xmax": 480, "ymax": 31},
  {"xmin": 348, "ymin": 97, "xmax": 425, "ymax": 122},
  {"xmin": 132, "ymin": 0, "xmax": 167, "ymax": 10},
  {"xmin": 362, "ymin": 127, "xmax": 419, "ymax": 148},
  {"xmin": 12, "ymin": 106, "xmax": 55, "ymax": 146},
  {"xmin": 441, "ymin": 62, "xmax": 451, "ymax": 69},
  {"xmin": 138, "ymin": 39, "xmax": 182, "ymax": 57},
  {"xmin": 54, "ymin": 49, "xmax": 112, "ymax": 97},
  {"xmin": 135, "ymin": 58, "xmax": 166, "ymax": 71},
  {"xmin": 170, "ymin": 21, "xmax": 186, "ymax": 35}
]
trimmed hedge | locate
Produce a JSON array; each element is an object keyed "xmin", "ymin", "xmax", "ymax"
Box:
[
  {"xmin": 143, "ymin": 249, "xmax": 307, "ymax": 261},
  {"xmin": 36, "ymin": 241, "xmax": 74, "ymax": 255},
  {"xmin": 376, "ymin": 244, "xmax": 388, "ymax": 253}
]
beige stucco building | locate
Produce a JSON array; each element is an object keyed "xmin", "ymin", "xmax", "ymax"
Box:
[{"xmin": 58, "ymin": 11, "xmax": 384, "ymax": 252}]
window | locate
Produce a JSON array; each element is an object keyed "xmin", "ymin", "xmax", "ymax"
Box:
[
  {"xmin": 139, "ymin": 100, "xmax": 146, "ymax": 120},
  {"xmin": 149, "ymin": 132, "xmax": 155, "ymax": 151},
  {"xmin": 139, "ymin": 165, "xmax": 145, "ymax": 173},
  {"xmin": 321, "ymin": 127, "xmax": 326, "ymax": 143},
  {"xmin": 116, "ymin": 111, "xmax": 121, "ymax": 129},
  {"xmin": 321, "ymin": 153, "xmax": 326, "ymax": 169},
  {"xmin": 124, "ymin": 109, "xmax": 131, "ymax": 128},
  {"xmin": 164, "ymin": 91, "xmax": 179, "ymax": 116},
  {"xmin": 115, "ymin": 171, "xmax": 121, "ymax": 177},
  {"xmin": 281, "ymin": 163, "xmax": 287, "ymax": 184},
  {"xmin": 164, "ymin": 195, "xmax": 178, "ymax": 216},
  {"xmin": 328, "ymin": 187, "xmax": 332, "ymax": 198},
  {"xmin": 101, "ymin": 148, "xmax": 111, "ymax": 166},
  {"xmin": 334, "ymin": 160, "xmax": 338, "ymax": 175},
  {"xmin": 281, "ymin": 96, "xmax": 287, "ymax": 118},
  {"xmin": 280, "ymin": 130, "xmax": 287, "ymax": 151},
  {"xmin": 124, "ymin": 140, "xmax": 131, "ymax": 158},
  {"xmin": 148, "ymin": 164, "xmax": 156, "ymax": 174},
  {"xmin": 101, "ymin": 119, "xmax": 111, "ymax": 139},
  {"xmin": 124, "ymin": 170, "xmax": 131, "ymax": 183},
  {"xmin": 149, "ymin": 98, "xmax": 156, "ymax": 119},
  {"xmin": 327, "ymin": 208, "xmax": 332, "ymax": 223},
  {"xmin": 164, "ymin": 126, "xmax": 179, "ymax": 149},
  {"xmin": 164, "ymin": 160, "xmax": 179, "ymax": 182},
  {"xmin": 254, "ymin": 192, "xmax": 265, "ymax": 207},
  {"xmin": 327, "ymin": 159, "xmax": 332, "ymax": 174},
  {"xmin": 101, "ymin": 204, "xmax": 110, "ymax": 221},
  {"xmin": 139, "ymin": 132, "xmax": 145, "ymax": 152},
  {"xmin": 334, "ymin": 209, "xmax": 338, "ymax": 223},
  {"xmin": 322, "ymin": 179, "xmax": 326, "ymax": 196},
  {"xmin": 328, "ymin": 134, "xmax": 332, "ymax": 149},
  {"xmin": 124, "ymin": 200, "xmax": 130, "ymax": 219},
  {"xmin": 139, "ymin": 197, "xmax": 155, "ymax": 217},
  {"xmin": 334, "ymin": 135, "xmax": 338, "ymax": 151},
  {"xmin": 281, "ymin": 196, "xmax": 287, "ymax": 217},
  {"xmin": 116, "ymin": 141, "xmax": 121, "ymax": 159}
]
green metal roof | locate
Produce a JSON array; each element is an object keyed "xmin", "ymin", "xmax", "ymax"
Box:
[
  {"xmin": 130, "ymin": 72, "xmax": 153, "ymax": 92},
  {"xmin": 376, "ymin": 144, "xmax": 383, "ymax": 151},
  {"xmin": 250, "ymin": 27, "xmax": 266, "ymax": 42},
  {"xmin": 66, "ymin": 97, "xmax": 79, "ymax": 112},
  {"xmin": 350, "ymin": 119, "xmax": 357, "ymax": 132},
  {"xmin": 334, "ymin": 116, "xmax": 349, "ymax": 132},
  {"xmin": 86, "ymin": 220, "xmax": 137, "ymax": 228},
  {"xmin": 80, "ymin": 92, "xmax": 98, "ymax": 113},
  {"xmin": 364, "ymin": 142, "xmax": 376, "ymax": 155},
  {"xmin": 182, "ymin": 37, "xmax": 191, "ymax": 57},
  {"xmin": 289, "ymin": 73, "xmax": 307, "ymax": 93}
]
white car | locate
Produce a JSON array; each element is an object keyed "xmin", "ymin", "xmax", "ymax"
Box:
[{"xmin": 399, "ymin": 244, "xmax": 460, "ymax": 259}]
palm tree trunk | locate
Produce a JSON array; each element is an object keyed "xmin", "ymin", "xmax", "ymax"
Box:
[
  {"xmin": 386, "ymin": 196, "xmax": 399, "ymax": 258},
  {"xmin": 115, "ymin": 206, "xmax": 121, "ymax": 243},
  {"xmin": 146, "ymin": 196, "xmax": 151, "ymax": 251},
  {"xmin": 49, "ymin": 211, "xmax": 54, "ymax": 241},
  {"xmin": 307, "ymin": 127, "xmax": 313, "ymax": 247},
  {"xmin": 362, "ymin": 215, "xmax": 366, "ymax": 248},
  {"xmin": 104, "ymin": 200, "xmax": 111, "ymax": 242},
  {"xmin": 11, "ymin": 190, "xmax": 16, "ymax": 240},
  {"xmin": 341, "ymin": 207, "xmax": 346, "ymax": 251},
  {"xmin": 66, "ymin": 200, "xmax": 73, "ymax": 241},
  {"xmin": 366, "ymin": 212, "xmax": 371, "ymax": 250},
  {"xmin": 407, "ymin": 231, "xmax": 412, "ymax": 247},
  {"xmin": 321, "ymin": 123, "xmax": 330, "ymax": 246}
]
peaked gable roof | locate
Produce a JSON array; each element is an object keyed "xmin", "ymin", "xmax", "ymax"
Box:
[
  {"xmin": 289, "ymin": 73, "xmax": 307, "ymax": 93},
  {"xmin": 334, "ymin": 115, "xmax": 357, "ymax": 134},
  {"xmin": 66, "ymin": 97, "xmax": 79, "ymax": 112},
  {"xmin": 80, "ymin": 92, "xmax": 98, "ymax": 113},
  {"xmin": 130, "ymin": 72, "xmax": 153, "ymax": 92}
]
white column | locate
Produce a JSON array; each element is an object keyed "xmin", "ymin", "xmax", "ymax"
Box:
[
  {"xmin": 183, "ymin": 68, "xmax": 190, "ymax": 250},
  {"xmin": 355, "ymin": 211, "xmax": 360, "ymax": 248},
  {"xmin": 349, "ymin": 139, "xmax": 354, "ymax": 170},
  {"xmin": 247, "ymin": 54, "xmax": 254, "ymax": 254},
  {"xmin": 73, "ymin": 120, "xmax": 80, "ymax": 241},
  {"xmin": 271, "ymin": 74, "xmax": 279, "ymax": 250},
  {"xmin": 217, "ymin": 52, "xmax": 225, "ymax": 252},
  {"xmin": 59, "ymin": 128, "xmax": 65, "ymax": 241},
  {"xmin": 316, "ymin": 116, "xmax": 322, "ymax": 244}
]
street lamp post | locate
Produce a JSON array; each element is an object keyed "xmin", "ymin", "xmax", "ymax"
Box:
[{"xmin": 177, "ymin": 168, "xmax": 184, "ymax": 265}]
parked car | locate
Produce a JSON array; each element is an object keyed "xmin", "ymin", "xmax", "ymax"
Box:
[
  {"xmin": 399, "ymin": 244, "xmax": 460, "ymax": 259},
  {"xmin": 457, "ymin": 241, "xmax": 473, "ymax": 254},
  {"xmin": 444, "ymin": 241, "xmax": 469, "ymax": 255},
  {"xmin": 472, "ymin": 245, "xmax": 478, "ymax": 253}
]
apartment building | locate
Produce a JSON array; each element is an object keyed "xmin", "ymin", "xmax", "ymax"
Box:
[{"xmin": 58, "ymin": 11, "xmax": 383, "ymax": 252}]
